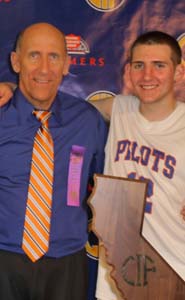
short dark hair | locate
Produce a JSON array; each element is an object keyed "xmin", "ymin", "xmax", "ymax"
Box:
[{"xmin": 130, "ymin": 31, "xmax": 182, "ymax": 65}]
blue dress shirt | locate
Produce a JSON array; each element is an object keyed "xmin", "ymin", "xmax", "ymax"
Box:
[{"xmin": 0, "ymin": 89, "xmax": 107, "ymax": 258}]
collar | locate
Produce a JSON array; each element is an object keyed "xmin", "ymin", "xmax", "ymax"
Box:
[{"xmin": 11, "ymin": 88, "xmax": 62, "ymax": 125}]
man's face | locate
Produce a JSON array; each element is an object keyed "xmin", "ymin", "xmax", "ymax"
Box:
[
  {"xmin": 11, "ymin": 24, "xmax": 69, "ymax": 110},
  {"xmin": 128, "ymin": 44, "xmax": 178, "ymax": 107}
]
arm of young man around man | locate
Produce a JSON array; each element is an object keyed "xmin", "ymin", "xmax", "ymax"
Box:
[{"xmin": 0, "ymin": 81, "xmax": 114, "ymax": 121}]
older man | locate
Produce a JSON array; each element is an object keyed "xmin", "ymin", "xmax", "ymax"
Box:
[{"xmin": 0, "ymin": 22, "xmax": 107, "ymax": 300}]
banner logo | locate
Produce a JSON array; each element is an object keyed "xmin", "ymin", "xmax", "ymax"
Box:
[
  {"xmin": 66, "ymin": 34, "xmax": 90, "ymax": 55},
  {"xmin": 85, "ymin": 0, "xmax": 125, "ymax": 12},
  {"xmin": 66, "ymin": 34, "xmax": 105, "ymax": 67}
]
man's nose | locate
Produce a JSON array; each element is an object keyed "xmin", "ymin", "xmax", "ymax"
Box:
[
  {"xmin": 143, "ymin": 66, "xmax": 153, "ymax": 80},
  {"xmin": 39, "ymin": 57, "xmax": 50, "ymax": 73}
]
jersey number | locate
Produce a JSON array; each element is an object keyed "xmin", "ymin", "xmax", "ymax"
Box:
[{"xmin": 128, "ymin": 172, "xmax": 153, "ymax": 214}]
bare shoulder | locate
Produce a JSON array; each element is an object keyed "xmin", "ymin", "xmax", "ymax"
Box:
[{"xmin": 89, "ymin": 97, "xmax": 115, "ymax": 122}]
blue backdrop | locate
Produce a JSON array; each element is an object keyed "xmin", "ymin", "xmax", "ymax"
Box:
[{"xmin": 0, "ymin": 1, "xmax": 185, "ymax": 299}]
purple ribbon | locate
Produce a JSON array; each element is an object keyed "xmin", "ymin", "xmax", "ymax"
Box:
[{"xmin": 67, "ymin": 145, "xmax": 86, "ymax": 207}]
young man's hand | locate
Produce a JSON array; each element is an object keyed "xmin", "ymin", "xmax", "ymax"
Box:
[
  {"xmin": 180, "ymin": 205, "xmax": 185, "ymax": 221},
  {"xmin": 0, "ymin": 82, "xmax": 16, "ymax": 107}
]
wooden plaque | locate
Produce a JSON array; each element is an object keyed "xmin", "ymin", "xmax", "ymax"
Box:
[{"xmin": 88, "ymin": 174, "xmax": 185, "ymax": 300}]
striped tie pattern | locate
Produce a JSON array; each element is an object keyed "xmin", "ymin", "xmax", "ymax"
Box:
[{"xmin": 22, "ymin": 110, "xmax": 54, "ymax": 262}]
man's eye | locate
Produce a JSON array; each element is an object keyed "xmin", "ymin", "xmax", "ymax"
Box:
[
  {"xmin": 155, "ymin": 63, "xmax": 165, "ymax": 68},
  {"xmin": 133, "ymin": 63, "xmax": 143, "ymax": 69},
  {"xmin": 50, "ymin": 53, "xmax": 59, "ymax": 60},
  {"xmin": 30, "ymin": 52, "xmax": 39, "ymax": 59},
  {"xmin": 157, "ymin": 64, "xmax": 165, "ymax": 68}
]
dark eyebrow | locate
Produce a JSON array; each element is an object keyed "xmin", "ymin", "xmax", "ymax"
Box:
[
  {"xmin": 131, "ymin": 60, "xmax": 168, "ymax": 65},
  {"xmin": 152, "ymin": 60, "xmax": 168, "ymax": 64}
]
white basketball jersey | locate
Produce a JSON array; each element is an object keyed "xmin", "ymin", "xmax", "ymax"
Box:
[{"xmin": 96, "ymin": 95, "xmax": 185, "ymax": 300}]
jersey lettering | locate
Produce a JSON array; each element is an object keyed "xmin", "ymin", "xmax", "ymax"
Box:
[{"xmin": 115, "ymin": 139, "xmax": 176, "ymax": 179}]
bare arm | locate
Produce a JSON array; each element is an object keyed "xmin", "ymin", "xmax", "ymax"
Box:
[
  {"xmin": 180, "ymin": 205, "xmax": 185, "ymax": 221},
  {"xmin": 89, "ymin": 97, "xmax": 115, "ymax": 122},
  {"xmin": 0, "ymin": 82, "xmax": 17, "ymax": 107}
]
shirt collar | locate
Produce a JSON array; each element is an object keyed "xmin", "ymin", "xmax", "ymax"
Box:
[
  {"xmin": 50, "ymin": 93, "xmax": 63, "ymax": 125},
  {"xmin": 12, "ymin": 89, "xmax": 34, "ymax": 124},
  {"xmin": 12, "ymin": 88, "xmax": 62, "ymax": 125}
]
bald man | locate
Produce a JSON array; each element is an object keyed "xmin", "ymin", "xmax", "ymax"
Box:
[{"xmin": 0, "ymin": 22, "xmax": 107, "ymax": 300}]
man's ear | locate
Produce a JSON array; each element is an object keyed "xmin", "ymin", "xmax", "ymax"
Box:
[
  {"xmin": 10, "ymin": 51, "xmax": 21, "ymax": 74},
  {"xmin": 62, "ymin": 55, "xmax": 70, "ymax": 76},
  {"xmin": 174, "ymin": 63, "xmax": 185, "ymax": 82},
  {"xmin": 123, "ymin": 63, "xmax": 134, "ymax": 94}
]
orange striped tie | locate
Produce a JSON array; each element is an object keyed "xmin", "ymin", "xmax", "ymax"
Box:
[{"xmin": 22, "ymin": 110, "xmax": 54, "ymax": 262}]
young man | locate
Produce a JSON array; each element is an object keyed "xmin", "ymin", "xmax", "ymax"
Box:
[
  {"xmin": 0, "ymin": 22, "xmax": 107, "ymax": 300},
  {"xmin": 94, "ymin": 31, "xmax": 185, "ymax": 300}
]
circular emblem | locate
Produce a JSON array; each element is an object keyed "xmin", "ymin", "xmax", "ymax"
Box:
[
  {"xmin": 85, "ymin": 0, "xmax": 126, "ymax": 12},
  {"xmin": 87, "ymin": 90, "xmax": 115, "ymax": 102},
  {"xmin": 177, "ymin": 33, "xmax": 185, "ymax": 65}
]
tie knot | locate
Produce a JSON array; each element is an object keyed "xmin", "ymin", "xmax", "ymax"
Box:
[{"xmin": 33, "ymin": 110, "xmax": 52, "ymax": 126}]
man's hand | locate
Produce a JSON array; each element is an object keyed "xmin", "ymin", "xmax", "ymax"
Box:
[
  {"xmin": 180, "ymin": 205, "xmax": 185, "ymax": 221},
  {"xmin": 0, "ymin": 82, "xmax": 16, "ymax": 107}
]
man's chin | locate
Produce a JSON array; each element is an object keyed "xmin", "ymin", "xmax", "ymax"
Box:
[
  {"xmin": 27, "ymin": 94, "xmax": 54, "ymax": 109},
  {"xmin": 137, "ymin": 92, "xmax": 158, "ymax": 103}
]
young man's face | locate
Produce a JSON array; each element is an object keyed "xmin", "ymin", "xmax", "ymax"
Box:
[{"xmin": 128, "ymin": 44, "xmax": 179, "ymax": 107}]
